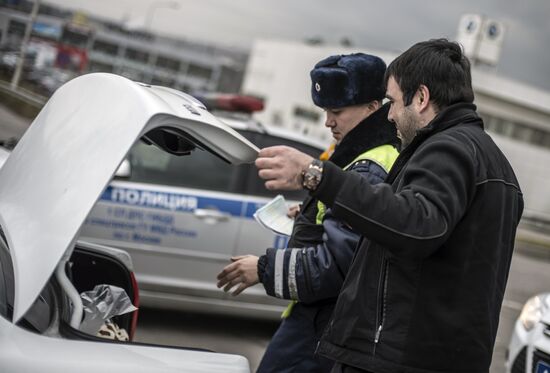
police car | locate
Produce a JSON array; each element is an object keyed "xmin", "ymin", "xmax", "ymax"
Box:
[
  {"xmin": 79, "ymin": 93, "xmax": 325, "ymax": 320},
  {"xmin": 506, "ymin": 293, "xmax": 550, "ymax": 373}
]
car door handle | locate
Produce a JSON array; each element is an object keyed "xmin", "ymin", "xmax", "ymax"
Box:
[{"xmin": 193, "ymin": 208, "xmax": 231, "ymax": 223}]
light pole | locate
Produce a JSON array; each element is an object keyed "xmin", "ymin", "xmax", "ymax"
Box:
[
  {"xmin": 144, "ymin": 1, "xmax": 179, "ymax": 31},
  {"xmin": 11, "ymin": 0, "xmax": 41, "ymax": 90}
]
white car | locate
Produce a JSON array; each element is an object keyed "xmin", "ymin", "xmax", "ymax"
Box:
[
  {"xmin": 0, "ymin": 73, "xmax": 252, "ymax": 372},
  {"xmin": 506, "ymin": 293, "xmax": 550, "ymax": 373}
]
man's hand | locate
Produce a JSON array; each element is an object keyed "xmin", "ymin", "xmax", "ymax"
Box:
[
  {"xmin": 287, "ymin": 204, "xmax": 301, "ymax": 219},
  {"xmin": 216, "ymin": 255, "xmax": 259, "ymax": 296},
  {"xmin": 255, "ymin": 146, "xmax": 314, "ymax": 190}
]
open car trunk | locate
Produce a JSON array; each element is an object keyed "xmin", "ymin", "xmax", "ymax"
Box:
[
  {"xmin": 58, "ymin": 243, "xmax": 213, "ymax": 353},
  {"xmin": 63, "ymin": 242, "xmax": 139, "ymax": 341}
]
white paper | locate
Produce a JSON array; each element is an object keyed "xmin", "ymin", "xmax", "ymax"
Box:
[{"xmin": 254, "ymin": 195, "xmax": 294, "ymax": 236}]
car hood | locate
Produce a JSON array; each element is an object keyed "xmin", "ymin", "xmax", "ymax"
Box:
[{"xmin": 0, "ymin": 73, "xmax": 259, "ymax": 322}]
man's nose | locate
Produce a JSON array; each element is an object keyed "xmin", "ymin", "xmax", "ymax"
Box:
[
  {"xmin": 324, "ymin": 115, "xmax": 335, "ymax": 128},
  {"xmin": 387, "ymin": 109, "xmax": 395, "ymax": 124}
]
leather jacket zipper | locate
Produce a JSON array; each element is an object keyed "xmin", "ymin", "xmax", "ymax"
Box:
[
  {"xmin": 373, "ymin": 259, "xmax": 389, "ymax": 355},
  {"xmin": 301, "ymin": 248, "xmax": 314, "ymax": 295}
]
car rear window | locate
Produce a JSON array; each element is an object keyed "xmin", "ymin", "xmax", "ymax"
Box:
[
  {"xmin": 122, "ymin": 129, "xmax": 323, "ymax": 202},
  {"xmin": 125, "ymin": 141, "xmax": 243, "ymax": 193}
]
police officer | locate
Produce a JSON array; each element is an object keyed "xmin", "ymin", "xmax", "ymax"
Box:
[{"xmin": 216, "ymin": 53, "xmax": 400, "ymax": 373}]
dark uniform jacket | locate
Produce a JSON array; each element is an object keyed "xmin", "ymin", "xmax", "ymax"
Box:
[
  {"xmin": 257, "ymin": 104, "xmax": 399, "ymax": 305},
  {"xmin": 314, "ymin": 103, "xmax": 524, "ymax": 373}
]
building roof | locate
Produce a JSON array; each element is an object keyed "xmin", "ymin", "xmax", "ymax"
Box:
[{"xmin": 471, "ymin": 70, "xmax": 550, "ymax": 115}]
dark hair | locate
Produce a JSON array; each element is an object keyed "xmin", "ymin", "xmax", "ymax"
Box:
[{"xmin": 385, "ymin": 38, "xmax": 474, "ymax": 110}]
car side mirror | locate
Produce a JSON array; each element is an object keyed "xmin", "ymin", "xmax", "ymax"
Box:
[{"xmin": 115, "ymin": 159, "xmax": 131, "ymax": 178}]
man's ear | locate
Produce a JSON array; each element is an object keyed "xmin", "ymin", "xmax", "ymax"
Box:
[
  {"xmin": 417, "ymin": 85, "xmax": 430, "ymax": 112},
  {"xmin": 367, "ymin": 100, "xmax": 381, "ymax": 112}
]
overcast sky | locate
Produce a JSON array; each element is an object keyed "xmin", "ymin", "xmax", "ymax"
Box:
[{"xmin": 43, "ymin": 0, "xmax": 550, "ymax": 92}]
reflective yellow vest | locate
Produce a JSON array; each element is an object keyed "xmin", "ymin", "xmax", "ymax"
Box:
[{"xmin": 315, "ymin": 144, "xmax": 399, "ymax": 224}]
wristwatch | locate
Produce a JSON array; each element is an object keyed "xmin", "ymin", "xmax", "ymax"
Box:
[{"xmin": 301, "ymin": 159, "xmax": 324, "ymax": 191}]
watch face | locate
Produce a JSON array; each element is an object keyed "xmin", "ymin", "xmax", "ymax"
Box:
[{"xmin": 302, "ymin": 160, "xmax": 323, "ymax": 191}]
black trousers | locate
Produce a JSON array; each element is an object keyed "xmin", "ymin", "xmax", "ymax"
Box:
[
  {"xmin": 256, "ymin": 303, "xmax": 334, "ymax": 373},
  {"xmin": 331, "ymin": 362, "xmax": 373, "ymax": 373}
]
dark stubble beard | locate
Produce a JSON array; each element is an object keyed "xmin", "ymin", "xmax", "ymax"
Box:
[{"xmin": 397, "ymin": 106, "xmax": 420, "ymax": 148}]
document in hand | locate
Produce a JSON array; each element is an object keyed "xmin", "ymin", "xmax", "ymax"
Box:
[{"xmin": 253, "ymin": 195, "xmax": 294, "ymax": 236}]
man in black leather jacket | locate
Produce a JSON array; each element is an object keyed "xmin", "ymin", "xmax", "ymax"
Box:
[
  {"xmin": 254, "ymin": 39, "xmax": 524, "ymax": 373},
  {"xmin": 217, "ymin": 53, "xmax": 399, "ymax": 373}
]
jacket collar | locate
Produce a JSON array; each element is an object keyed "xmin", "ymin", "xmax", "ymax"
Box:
[
  {"xmin": 416, "ymin": 103, "xmax": 481, "ymax": 139},
  {"xmin": 329, "ymin": 103, "xmax": 400, "ymax": 168},
  {"xmin": 403, "ymin": 102, "xmax": 481, "ymax": 155},
  {"xmin": 385, "ymin": 102, "xmax": 481, "ymax": 184}
]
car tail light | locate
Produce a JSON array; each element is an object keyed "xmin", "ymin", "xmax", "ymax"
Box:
[{"xmin": 129, "ymin": 271, "xmax": 140, "ymax": 341}]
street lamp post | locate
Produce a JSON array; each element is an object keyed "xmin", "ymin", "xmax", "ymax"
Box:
[
  {"xmin": 11, "ymin": 0, "xmax": 41, "ymax": 91},
  {"xmin": 144, "ymin": 1, "xmax": 179, "ymax": 31}
]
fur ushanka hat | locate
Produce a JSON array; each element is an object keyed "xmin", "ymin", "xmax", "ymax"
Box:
[{"xmin": 310, "ymin": 53, "xmax": 386, "ymax": 108}]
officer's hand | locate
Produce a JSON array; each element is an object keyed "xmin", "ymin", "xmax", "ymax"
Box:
[
  {"xmin": 216, "ymin": 255, "xmax": 259, "ymax": 296},
  {"xmin": 287, "ymin": 204, "xmax": 301, "ymax": 219},
  {"xmin": 256, "ymin": 146, "xmax": 314, "ymax": 190}
]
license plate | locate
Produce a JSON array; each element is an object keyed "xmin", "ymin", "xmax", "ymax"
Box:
[{"xmin": 536, "ymin": 360, "xmax": 550, "ymax": 373}]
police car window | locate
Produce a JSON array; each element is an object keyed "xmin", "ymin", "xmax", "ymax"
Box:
[
  {"xmin": 127, "ymin": 141, "xmax": 237, "ymax": 192},
  {"xmin": 241, "ymin": 132, "xmax": 323, "ymax": 201}
]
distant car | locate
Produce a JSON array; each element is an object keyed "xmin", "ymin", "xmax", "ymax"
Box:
[
  {"xmin": 0, "ymin": 52, "xmax": 17, "ymax": 69},
  {"xmin": 0, "ymin": 73, "xmax": 252, "ymax": 372},
  {"xmin": 506, "ymin": 293, "xmax": 550, "ymax": 373},
  {"xmin": 79, "ymin": 93, "xmax": 324, "ymax": 320},
  {"xmin": 26, "ymin": 67, "xmax": 76, "ymax": 96},
  {"xmin": 0, "ymin": 50, "xmax": 35, "ymax": 74}
]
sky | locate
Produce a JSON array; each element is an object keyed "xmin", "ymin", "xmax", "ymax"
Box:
[{"xmin": 43, "ymin": 0, "xmax": 550, "ymax": 92}]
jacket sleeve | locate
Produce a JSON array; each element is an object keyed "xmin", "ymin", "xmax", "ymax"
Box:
[
  {"xmin": 311, "ymin": 132, "xmax": 477, "ymax": 259},
  {"xmin": 258, "ymin": 160, "xmax": 387, "ymax": 303}
]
